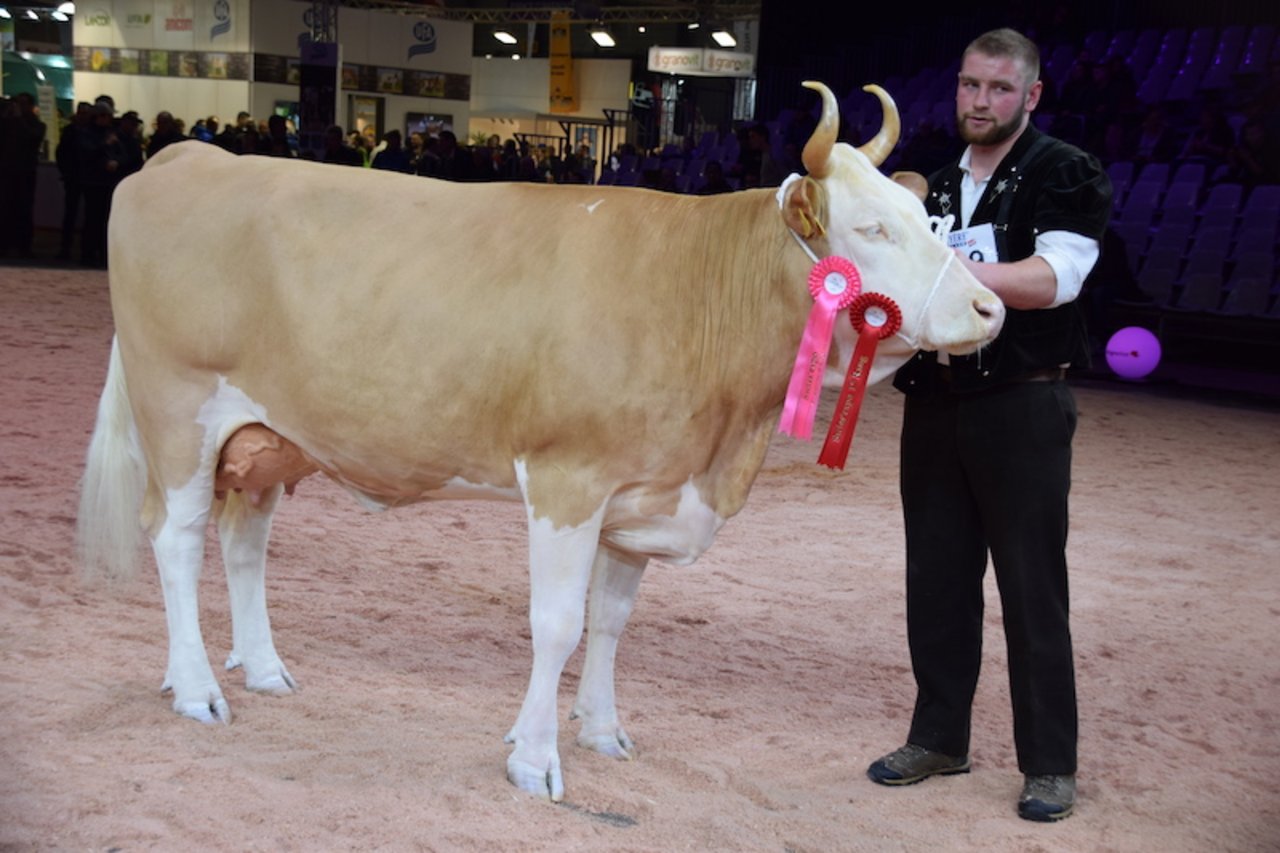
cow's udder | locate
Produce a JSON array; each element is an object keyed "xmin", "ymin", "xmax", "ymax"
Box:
[{"xmin": 215, "ymin": 423, "xmax": 319, "ymax": 505}]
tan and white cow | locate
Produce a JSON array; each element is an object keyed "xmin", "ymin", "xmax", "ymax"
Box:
[{"xmin": 78, "ymin": 82, "xmax": 1003, "ymax": 801}]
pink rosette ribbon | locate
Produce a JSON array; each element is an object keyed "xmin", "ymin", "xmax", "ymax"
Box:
[
  {"xmin": 778, "ymin": 256, "xmax": 862, "ymax": 439},
  {"xmin": 818, "ymin": 292, "xmax": 903, "ymax": 469}
]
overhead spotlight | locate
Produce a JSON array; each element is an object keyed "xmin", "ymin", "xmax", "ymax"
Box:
[
  {"xmin": 511, "ymin": 53, "xmax": 521, "ymax": 61},
  {"xmin": 637, "ymin": 25, "xmax": 646, "ymax": 34},
  {"xmin": 0, "ymin": 7, "xmax": 12, "ymax": 19},
  {"xmin": 711, "ymin": 29, "xmax": 736, "ymax": 48},
  {"xmin": 25, "ymin": 8, "xmax": 39, "ymax": 19},
  {"xmin": 52, "ymin": 10, "xmax": 69, "ymax": 20},
  {"xmin": 687, "ymin": 22, "xmax": 700, "ymax": 30},
  {"xmin": 493, "ymin": 29, "xmax": 517, "ymax": 45},
  {"xmin": 57, "ymin": 1, "xmax": 76, "ymax": 13},
  {"xmin": 590, "ymin": 27, "xmax": 615, "ymax": 48}
]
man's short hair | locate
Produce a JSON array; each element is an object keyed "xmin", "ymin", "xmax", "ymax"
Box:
[{"xmin": 965, "ymin": 28, "xmax": 1040, "ymax": 86}]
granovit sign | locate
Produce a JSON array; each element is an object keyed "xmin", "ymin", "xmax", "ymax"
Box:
[{"xmin": 647, "ymin": 46, "xmax": 754, "ymax": 78}]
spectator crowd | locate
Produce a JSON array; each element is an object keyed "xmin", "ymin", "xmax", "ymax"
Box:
[{"xmin": 3, "ymin": 31, "xmax": 1278, "ymax": 266}]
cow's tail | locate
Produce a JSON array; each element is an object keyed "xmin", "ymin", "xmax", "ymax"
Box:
[{"xmin": 77, "ymin": 336, "xmax": 147, "ymax": 581}]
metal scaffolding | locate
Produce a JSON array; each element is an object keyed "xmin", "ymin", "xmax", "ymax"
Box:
[
  {"xmin": 333, "ymin": 3, "xmax": 758, "ymax": 24},
  {"xmin": 307, "ymin": 0, "xmax": 340, "ymax": 42}
]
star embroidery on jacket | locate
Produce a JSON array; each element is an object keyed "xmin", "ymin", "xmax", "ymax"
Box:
[
  {"xmin": 937, "ymin": 191, "xmax": 952, "ymax": 213},
  {"xmin": 993, "ymin": 178, "xmax": 1010, "ymax": 196}
]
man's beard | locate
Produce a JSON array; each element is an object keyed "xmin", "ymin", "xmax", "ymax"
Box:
[{"xmin": 956, "ymin": 107, "xmax": 1025, "ymax": 146}]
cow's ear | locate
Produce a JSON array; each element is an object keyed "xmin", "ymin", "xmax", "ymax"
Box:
[
  {"xmin": 781, "ymin": 175, "xmax": 827, "ymax": 239},
  {"xmin": 891, "ymin": 170, "xmax": 928, "ymax": 201}
]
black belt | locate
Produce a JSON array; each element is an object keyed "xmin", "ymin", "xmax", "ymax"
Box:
[{"xmin": 935, "ymin": 365, "xmax": 1066, "ymax": 385}]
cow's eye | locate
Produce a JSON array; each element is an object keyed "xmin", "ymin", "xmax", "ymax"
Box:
[{"xmin": 857, "ymin": 225, "xmax": 886, "ymax": 239}]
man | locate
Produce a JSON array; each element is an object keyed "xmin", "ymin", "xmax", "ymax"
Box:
[
  {"xmin": 56, "ymin": 102, "xmax": 93, "ymax": 260},
  {"xmin": 0, "ymin": 92, "xmax": 46, "ymax": 258},
  {"xmin": 146, "ymin": 111, "xmax": 186, "ymax": 159},
  {"xmin": 320, "ymin": 124, "xmax": 363, "ymax": 167},
  {"xmin": 77, "ymin": 101, "xmax": 124, "ymax": 268},
  {"xmin": 868, "ymin": 28, "xmax": 1111, "ymax": 823}
]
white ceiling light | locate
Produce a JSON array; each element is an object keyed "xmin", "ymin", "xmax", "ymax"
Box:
[
  {"xmin": 51, "ymin": 10, "xmax": 69, "ymax": 20},
  {"xmin": 58, "ymin": 2, "xmax": 76, "ymax": 13},
  {"xmin": 25, "ymin": 8, "xmax": 38, "ymax": 19},
  {"xmin": 590, "ymin": 27, "xmax": 615, "ymax": 48},
  {"xmin": 493, "ymin": 29, "xmax": 517, "ymax": 44},
  {"xmin": 0, "ymin": 8, "xmax": 12, "ymax": 19},
  {"xmin": 687, "ymin": 22, "xmax": 700, "ymax": 30},
  {"xmin": 711, "ymin": 29, "xmax": 736, "ymax": 48}
]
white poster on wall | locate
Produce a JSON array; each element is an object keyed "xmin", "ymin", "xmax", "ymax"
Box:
[
  {"xmin": 119, "ymin": 0, "xmax": 155, "ymax": 47},
  {"xmin": 153, "ymin": 0, "xmax": 195, "ymax": 50}
]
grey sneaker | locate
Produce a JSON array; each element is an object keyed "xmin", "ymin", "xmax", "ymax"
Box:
[
  {"xmin": 1018, "ymin": 774, "xmax": 1076, "ymax": 822},
  {"xmin": 866, "ymin": 743, "xmax": 970, "ymax": 786}
]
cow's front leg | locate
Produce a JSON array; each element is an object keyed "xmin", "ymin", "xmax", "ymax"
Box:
[
  {"xmin": 504, "ymin": 497, "xmax": 605, "ymax": 802},
  {"xmin": 218, "ymin": 486, "xmax": 296, "ymax": 695},
  {"xmin": 572, "ymin": 544, "xmax": 646, "ymax": 759},
  {"xmin": 153, "ymin": 487, "xmax": 228, "ymax": 723}
]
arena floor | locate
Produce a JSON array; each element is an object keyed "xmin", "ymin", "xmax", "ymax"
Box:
[{"xmin": 1, "ymin": 266, "xmax": 1277, "ymax": 851}]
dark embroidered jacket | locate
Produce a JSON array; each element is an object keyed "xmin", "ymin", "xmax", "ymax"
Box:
[{"xmin": 895, "ymin": 126, "xmax": 1112, "ymax": 394}]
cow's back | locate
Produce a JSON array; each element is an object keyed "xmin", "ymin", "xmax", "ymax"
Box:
[{"xmin": 108, "ymin": 142, "xmax": 804, "ymax": 509}]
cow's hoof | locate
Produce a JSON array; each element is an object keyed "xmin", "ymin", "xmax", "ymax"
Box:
[
  {"xmin": 507, "ymin": 755, "xmax": 565, "ymax": 802},
  {"xmin": 226, "ymin": 654, "xmax": 298, "ymax": 695},
  {"xmin": 172, "ymin": 693, "xmax": 232, "ymax": 725},
  {"xmin": 577, "ymin": 727, "xmax": 634, "ymax": 760}
]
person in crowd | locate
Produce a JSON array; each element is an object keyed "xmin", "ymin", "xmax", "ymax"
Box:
[
  {"xmin": 870, "ymin": 28, "xmax": 1111, "ymax": 824},
  {"xmin": 259, "ymin": 114, "xmax": 298, "ymax": 158},
  {"xmin": 573, "ymin": 142, "xmax": 596, "ymax": 183},
  {"xmin": 698, "ymin": 159, "xmax": 733, "ymax": 194},
  {"xmin": 1224, "ymin": 118, "xmax": 1280, "ymax": 189},
  {"xmin": 321, "ymin": 124, "xmax": 363, "ymax": 166},
  {"xmin": 146, "ymin": 111, "xmax": 185, "ymax": 158},
  {"xmin": 78, "ymin": 101, "xmax": 125, "ymax": 268},
  {"xmin": 347, "ymin": 129, "xmax": 372, "ymax": 167},
  {"xmin": 237, "ymin": 122, "xmax": 261, "ymax": 156},
  {"xmin": 417, "ymin": 130, "xmax": 472, "ymax": 180},
  {"xmin": 371, "ymin": 129, "xmax": 412, "ymax": 172},
  {"xmin": 407, "ymin": 131, "xmax": 426, "ymax": 172},
  {"xmin": 735, "ymin": 123, "xmax": 782, "ymax": 188},
  {"xmin": 0, "ymin": 92, "xmax": 47, "ymax": 258},
  {"xmin": 200, "ymin": 115, "xmax": 221, "ymax": 144},
  {"xmin": 56, "ymin": 101, "xmax": 93, "ymax": 260},
  {"xmin": 1180, "ymin": 103, "xmax": 1235, "ymax": 170},
  {"xmin": 214, "ymin": 112, "xmax": 248, "ymax": 152},
  {"xmin": 1128, "ymin": 105, "xmax": 1180, "ymax": 167},
  {"xmin": 115, "ymin": 110, "xmax": 145, "ymax": 179}
]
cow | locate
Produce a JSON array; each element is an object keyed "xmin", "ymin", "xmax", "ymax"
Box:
[{"xmin": 77, "ymin": 82, "xmax": 1004, "ymax": 802}]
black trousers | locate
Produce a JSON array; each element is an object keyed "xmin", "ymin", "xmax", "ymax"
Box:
[{"xmin": 900, "ymin": 376, "xmax": 1078, "ymax": 776}]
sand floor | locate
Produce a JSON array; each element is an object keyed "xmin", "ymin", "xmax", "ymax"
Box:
[{"xmin": 1, "ymin": 265, "xmax": 1278, "ymax": 851}]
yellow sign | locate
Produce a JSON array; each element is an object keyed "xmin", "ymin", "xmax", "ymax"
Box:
[{"xmin": 549, "ymin": 10, "xmax": 577, "ymax": 113}]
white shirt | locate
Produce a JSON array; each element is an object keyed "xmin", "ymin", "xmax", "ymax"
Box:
[{"xmin": 957, "ymin": 147, "xmax": 1101, "ymax": 309}]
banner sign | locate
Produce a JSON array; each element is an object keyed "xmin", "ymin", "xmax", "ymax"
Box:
[
  {"xmin": 647, "ymin": 46, "xmax": 754, "ymax": 78},
  {"xmin": 549, "ymin": 10, "xmax": 577, "ymax": 113}
]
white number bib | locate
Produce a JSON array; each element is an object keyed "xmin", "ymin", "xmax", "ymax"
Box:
[{"xmin": 947, "ymin": 222, "xmax": 1000, "ymax": 263}]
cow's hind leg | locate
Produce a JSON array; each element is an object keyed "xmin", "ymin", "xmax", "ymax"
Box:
[
  {"xmin": 572, "ymin": 545, "xmax": 647, "ymax": 759},
  {"xmin": 154, "ymin": 482, "xmax": 229, "ymax": 723},
  {"xmin": 218, "ymin": 485, "xmax": 297, "ymax": 695},
  {"xmin": 504, "ymin": 494, "xmax": 605, "ymax": 802}
]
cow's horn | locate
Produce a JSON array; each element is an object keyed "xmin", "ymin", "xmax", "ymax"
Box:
[
  {"xmin": 856, "ymin": 84, "xmax": 900, "ymax": 167},
  {"xmin": 800, "ymin": 81, "xmax": 838, "ymax": 179}
]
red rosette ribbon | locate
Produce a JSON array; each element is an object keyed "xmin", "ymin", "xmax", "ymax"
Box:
[
  {"xmin": 778, "ymin": 256, "xmax": 862, "ymax": 439},
  {"xmin": 818, "ymin": 292, "xmax": 903, "ymax": 469}
]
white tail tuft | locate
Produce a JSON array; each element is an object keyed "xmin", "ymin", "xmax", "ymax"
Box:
[{"xmin": 77, "ymin": 337, "xmax": 147, "ymax": 581}]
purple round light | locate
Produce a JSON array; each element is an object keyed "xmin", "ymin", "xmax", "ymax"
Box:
[{"xmin": 1105, "ymin": 326, "xmax": 1161, "ymax": 380}]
